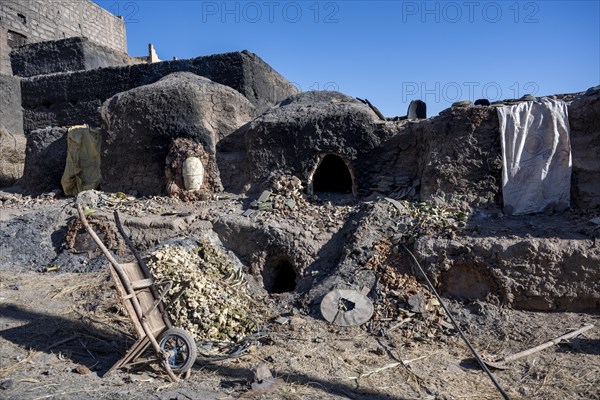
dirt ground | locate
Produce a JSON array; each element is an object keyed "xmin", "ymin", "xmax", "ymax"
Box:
[
  {"xmin": 1, "ymin": 270, "xmax": 599, "ymax": 399},
  {"xmin": 1, "ymin": 191, "xmax": 599, "ymax": 400}
]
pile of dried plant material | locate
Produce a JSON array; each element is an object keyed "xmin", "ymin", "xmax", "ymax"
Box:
[
  {"xmin": 147, "ymin": 240, "xmax": 261, "ymax": 343},
  {"xmin": 364, "ymin": 239, "xmax": 454, "ymax": 342},
  {"xmin": 384, "ymin": 198, "xmax": 469, "ymax": 242}
]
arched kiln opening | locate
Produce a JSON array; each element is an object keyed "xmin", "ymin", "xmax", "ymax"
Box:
[
  {"xmin": 312, "ymin": 154, "xmax": 353, "ymax": 194},
  {"xmin": 262, "ymin": 257, "xmax": 298, "ymax": 294}
]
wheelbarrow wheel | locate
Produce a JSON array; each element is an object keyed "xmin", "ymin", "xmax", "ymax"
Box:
[{"xmin": 158, "ymin": 328, "xmax": 197, "ymax": 375}]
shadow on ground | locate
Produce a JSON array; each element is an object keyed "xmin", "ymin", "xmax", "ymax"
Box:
[
  {"xmin": 0, "ymin": 304, "xmax": 131, "ymax": 377},
  {"xmin": 196, "ymin": 359, "xmax": 413, "ymax": 400}
]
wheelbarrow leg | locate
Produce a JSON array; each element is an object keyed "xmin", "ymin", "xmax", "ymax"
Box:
[{"xmin": 106, "ymin": 336, "xmax": 151, "ymax": 376}]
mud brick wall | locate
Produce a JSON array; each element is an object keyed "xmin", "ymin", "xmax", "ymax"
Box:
[
  {"xmin": 20, "ymin": 51, "xmax": 299, "ymax": 133},
  {"xmin": 568, "ymin": 87, "xmax": 600, "ymax": 209},
  {"xmin": 0, "ymin": 74, "xmax": 23, "ymax": 135},
  {"xmin": 417, "ymin": 106, "xmax": 503, "ymax": 207},
  {"xmin": 10, "ymin": 37, "xmax": 142, "ymax": 77},
  {"xmin": 416, "ymin": 91, "xmax": 600, "ymax": 210},
  {"xmin": 405, "ymin": 94, "xmax": 600, "ymax": 211},
  {"xmin": 0, "ymin": 0, "xmax": 127, "ymax": 75},
  {"xmin": 0, "ymin": 74, "xmax": 24, "ymax": 186}
]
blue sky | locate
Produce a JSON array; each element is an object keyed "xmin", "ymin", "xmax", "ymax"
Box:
[{"xmin": 94, "ymin": 1, "xmax": 599, "ymax": 117}]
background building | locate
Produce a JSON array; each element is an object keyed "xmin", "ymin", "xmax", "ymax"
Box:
[{"xmin": 0, "ymin": 0, "xmax": 126, "ymax": 75}]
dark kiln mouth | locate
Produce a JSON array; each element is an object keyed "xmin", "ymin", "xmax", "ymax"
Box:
[
  {"xmin": 312, "ymin": 154, "xmax": 353, "ymax": 194},
  {"xmin": 262, "ymin": 258, "xmax": 298, "ymax": 294}
]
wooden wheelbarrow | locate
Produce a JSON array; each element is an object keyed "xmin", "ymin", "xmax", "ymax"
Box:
[{"xmin": 76, "ymin": 204, "xmax": 197, "ymax": 382}]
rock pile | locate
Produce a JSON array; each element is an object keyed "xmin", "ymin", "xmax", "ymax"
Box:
[
  {"xmin": 371, "ymin": 175, "xmax": 420, "ymax": 200},
  {"xmin": 247, "ymin": 175, "xmax": 308, "ymax": 216},
  {"xmin": 247, "ymin": 174, "xmax": 357, "ymax": 242},
  {"xmin": 365, "ymin": 239, "xmax": 455, "ymax": 342}
]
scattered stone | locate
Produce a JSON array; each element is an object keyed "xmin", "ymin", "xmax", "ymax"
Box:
[
  {"xmin": 520, "ymin": 94, "xmax": 537, "ymax": 102},
  {"xmin": 384, "ymin": 197, "xmax": 407, "ymax": 212},
  {"xmin": 251, "ymin": 363, "xmax": 280, "ymax": 392},
  {"xmin": 76, "ymin": 190, "xmax": 101, "ymax": 209},
  {"xmin": 0, "ymin": 380, "xmax": 13, "ymax": 390},
  {"xmin": 258, "ymin": 190, "xmax": 272, "ymax": 203},
  {"xmin": 242, "ymin": 209, "xmax": 256, "ymax": 217},
  {"xmin": 407, "ymin": 291, "xmax": 427, "ymax": 314},
  {"xmin": 253, "ymin": 363, "xmax": 272, "ymax": 383},
  {"xmin": 284, "ymin": 199, "xmax": 296, "ymax": 209},
  {"xmin": 290, "ymin": 317, "xmax": 306, "ymax": 330},
  {"xmin": 258, "ymin": 202, "xmax": 273, "ymax": 211},
  {"xmin": 452, "ymin": 100, "xmax": 473, "ymax": 108},
  {"xmin": 75, "ymin": 365, "xmax": 90, "ymax": 375}
]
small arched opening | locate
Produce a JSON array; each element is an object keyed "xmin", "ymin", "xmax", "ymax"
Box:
[
  {"xmin": 312, "ymin": 154, "xmax": 353, "ymax": 194},
  {"xmin": 262, "ymin": 257, "xmax": 298, "ymax": 294}
]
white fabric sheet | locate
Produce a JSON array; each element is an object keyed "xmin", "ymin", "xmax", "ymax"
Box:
[{"xmin": 497, "ymin": 99, "xmax": 571, "ymax": 215}]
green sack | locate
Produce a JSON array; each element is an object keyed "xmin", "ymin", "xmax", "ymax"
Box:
[{"xmin": 61, "ymin": 125, "xmax": 102, "ymax": 196}]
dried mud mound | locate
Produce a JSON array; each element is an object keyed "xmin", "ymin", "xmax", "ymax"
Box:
[
  {"xmin": 244, "ymin": 91, "xmax": 402, "ymax": 195},
  {"xmin": 307, "ymin": 198, "xmax": 600, "ymax": 313},
  {"xmin": 100, "ymin": 72, "xmax": 255, "ymax": 195},
  {"xmin": 416, "ymin": 106, "xmax": 502, "ymax": 206}
]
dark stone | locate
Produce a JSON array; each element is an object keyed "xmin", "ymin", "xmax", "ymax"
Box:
[
  {"xmin": 474, "ymin": 99, "xmax": 490, "ymax": 106},
  {"xmin": 10, "ymin": 37, "xmax": 143, "ymax": 78},
  {"xmin": 407, "ymin": 100, "xmax": 426, "ymax": 119},
  {"xmin": 452, "ymin": 100, "xmax": 473, "ymax": 107},
  {"xmin": 585, "ymin": 85, "xmax": 600, "ymax": 95},
  {"xmin": 17, "ymin": 127, "xmax": 68, "ymax": 194},
  {"xmin": 0, "ymin": 380, "xmax": 13, "ymax": 390}
]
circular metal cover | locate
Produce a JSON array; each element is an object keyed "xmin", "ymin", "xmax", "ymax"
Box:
[{"xmin": 320, "ymin": 289, "xmax": 374, "ymax": 327}]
